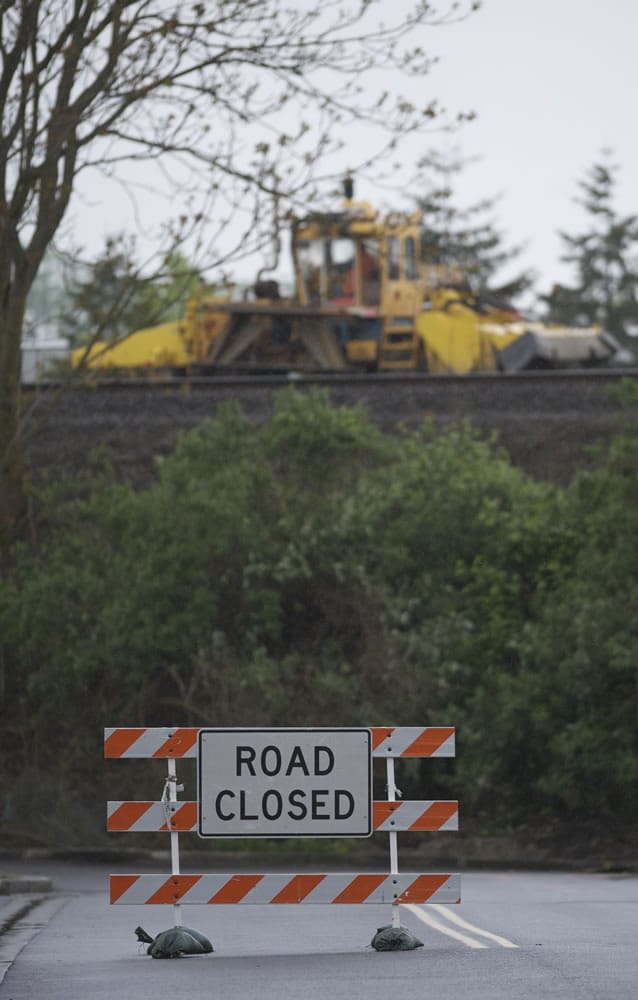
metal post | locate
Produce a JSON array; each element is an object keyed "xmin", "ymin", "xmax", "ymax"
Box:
[
  {"xmin": 167, "ymin": 756, "xmax": 182, "ymax": 927},
  {"xmin": 386, "ymin": 756, "xmax": 401, "ymax": 929}
]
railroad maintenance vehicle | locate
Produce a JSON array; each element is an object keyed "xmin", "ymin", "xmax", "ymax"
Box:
[{"xmin": 72, "ymin": 182, "xmax": 617, "ymax": 376}]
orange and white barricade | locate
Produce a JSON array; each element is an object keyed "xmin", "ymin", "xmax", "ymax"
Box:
[{"xmin": 105, "ymin": 726, "xmax": 460, "ymax": 931}]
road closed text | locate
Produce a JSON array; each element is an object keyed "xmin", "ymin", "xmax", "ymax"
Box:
[
  {"xmin": 198, "ymin": 729, "xmax": 372, "ymax": 838},
  {"xmin": 215, "ymin": 786, "xmax": 356, "ymax": 822}
]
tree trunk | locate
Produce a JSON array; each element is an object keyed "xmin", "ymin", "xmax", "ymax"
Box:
[{"xmin": 0, "ymin": 286, "xmax": 28, "ymax": 563}]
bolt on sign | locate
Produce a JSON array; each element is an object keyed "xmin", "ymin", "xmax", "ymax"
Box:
[{"xmin": 198, "ymin": 728, "xmax": 372, "ymax": 838}]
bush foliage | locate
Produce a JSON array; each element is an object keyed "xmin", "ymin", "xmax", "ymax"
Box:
[{"xmin": 1, "ymin": 384, "xmax": 637, "ymax": 841}]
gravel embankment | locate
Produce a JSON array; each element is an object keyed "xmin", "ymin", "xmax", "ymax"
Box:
[{"xmin": 23, "ymin": 372, "xmax": 634, "ymax": 487}]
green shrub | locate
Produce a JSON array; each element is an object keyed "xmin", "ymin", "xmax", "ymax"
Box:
[{"xmin": 1, "ymin": 385, "xmax": 636, "ymax": 838}]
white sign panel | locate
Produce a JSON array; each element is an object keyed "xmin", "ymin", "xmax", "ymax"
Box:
[{"xmin": 198, "ymin": 728, "xmax": 372, "ymax": 838}]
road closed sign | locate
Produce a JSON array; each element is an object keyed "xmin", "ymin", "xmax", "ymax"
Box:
[{"xmin": 198, "ymin": 728, "xmax": 372, "ymax": 838}]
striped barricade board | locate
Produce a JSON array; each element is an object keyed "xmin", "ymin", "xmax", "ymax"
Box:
[
  {"xmin": 107, "ymin": 799, "xmax": 459, "ymax": 832},
  {"xmin": 110, "ymin": 872, "xmax": 461, "ymax": 906},
  {"xmin": 104, "ymin": 726, "xmax": 456, "ymax": 759}
]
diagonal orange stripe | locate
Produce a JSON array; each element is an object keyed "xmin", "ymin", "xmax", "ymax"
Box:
[
  {"xmin": 107, "ymin": 802, "xmax": 153, "ymax": 831},
  {"xmin": 104, "ymin": 728, "xmax": 146, "ymax": 758},
  {"xmin": 395, "ymin": 874, "xmax": 450, "ymax": 903},
  {"xmin": 208, "ymin": 875, "xmax": 263, "ymax": 903},
  {"xmin": 152, "ymin": 728, "xmax": 199, "ymax": 757},
  {"xmin": 372, "ymin": 801, "xmax": 401, "ymax": 828},
  {"xmin": 371, "ymin": 727, "xmax": 395, "ymax": 749},
  {"xmin": 409, "ymin": 802, "xmax": 458, "ymax": 831},
  {"xmin": 146, "ymin": 875, "xmax": 202, "ymax": 904},
  {"xmin": 160, "ymin": 802, "xmax": 198, "ymax": 831},
  {"xmin": 403, "ymin": 727, "xmax": 454, "ymax": 757},
  {"xmin": 270, "ymin": 875, "xmax": 325, "ymax": 903},
  {"xmin": 110, "ymin": 874, "xmax": 140, "ymax": 903},
  {"xmin": 332, "ymin": 874, "xmax": 387, "ymax": 904}
]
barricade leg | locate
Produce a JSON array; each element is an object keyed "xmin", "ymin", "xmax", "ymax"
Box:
[
  {"xmin": 367, "ymin": 756, "xmax": 423, "ymax": 952},
  {"xmin": 164, "ymin": 757, "xmax": 182, "ymax": 928},
  {"xmin": 386, "ymin": 756, "xmax": 401, "ymax": 929}
]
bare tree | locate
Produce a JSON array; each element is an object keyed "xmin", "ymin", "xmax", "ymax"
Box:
[{"xmin": 0, "ymin": 0, "xmax": 479, "ymax": 550}]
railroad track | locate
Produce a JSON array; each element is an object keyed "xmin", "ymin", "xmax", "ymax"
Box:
[{"xmin": 26, "ymin": 366, "xmax": 638, "ymax": 391}]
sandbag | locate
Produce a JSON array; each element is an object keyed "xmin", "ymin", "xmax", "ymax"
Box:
[
  {"xmin": 135, "ymin": 925, "xmax": 213, "ymax": 959},
  {"xmin": 371, "ymin": 924, "xmax": 423, "ymax": 951}
]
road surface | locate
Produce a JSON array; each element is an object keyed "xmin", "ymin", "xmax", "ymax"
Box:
[{"xmin": 1, "ymin": 859, "xmax": 636, "ymax": 999}]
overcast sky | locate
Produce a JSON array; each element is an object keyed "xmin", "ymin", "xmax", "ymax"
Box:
[
  {"xmin": 69, "ymin": 0, "xmax": 638, "ymax": 306},
  {"xmin": 393, "ymin": 0, "xmax": 638, "ymax": 297}
]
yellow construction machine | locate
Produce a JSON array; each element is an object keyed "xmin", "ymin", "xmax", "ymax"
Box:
[{"xmin": 72, "ymin": 184, "xmax": 617, "ymax": 375}]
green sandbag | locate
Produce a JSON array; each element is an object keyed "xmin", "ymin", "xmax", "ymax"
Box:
[
  {"xmin": 135, "ymin": 925, "xmax": 213, "ymax": 959},
  {"xmin": 371, "ymin": 924, "xmax": 423, "ymax": 951}
]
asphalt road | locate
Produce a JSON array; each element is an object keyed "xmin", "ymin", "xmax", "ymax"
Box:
[{"xmin": 1, "ymin": 859, "xmax": 636, "ymax": 999}]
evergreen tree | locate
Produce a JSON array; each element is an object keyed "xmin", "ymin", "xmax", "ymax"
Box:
[
  {"xmin": 417, "ymin": 150, "xmax": 534, "ymax": 309},
  {"xmin": 62, "ymin": 244, "xmax": 202, "ymax": 346},
  {"xmin": 543, "ymin": 154, "xmax": 638, "ymax": 352}
]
